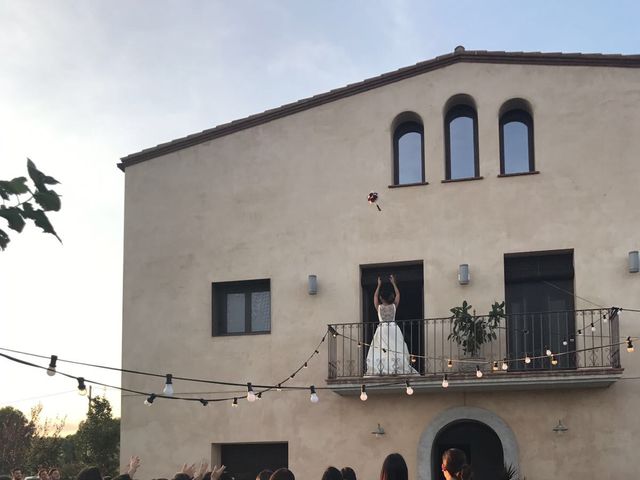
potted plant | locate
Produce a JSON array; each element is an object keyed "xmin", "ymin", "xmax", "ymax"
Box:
[{"xmin": 448, "ymin": 301, "xmax": 504, "ymax": 360}]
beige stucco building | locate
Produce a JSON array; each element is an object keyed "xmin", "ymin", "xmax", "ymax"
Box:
[{"xmin": 119, "ymin": 48, "xmax": 640, "ymax": 480}]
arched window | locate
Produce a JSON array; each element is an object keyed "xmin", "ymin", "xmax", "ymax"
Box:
[
  {"xmin": 393, "ymin": 117, "xmax": 425, "ymax": 185},
  {"xmin": 500, "ymin": 108, "xmax": 534, "ymax": 175},
  {"xmin": 445, "ymin": 103, "xmax": 479, "ymax": 180}
]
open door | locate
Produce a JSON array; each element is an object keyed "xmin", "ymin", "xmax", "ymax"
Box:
[{"xmin": 360, "ymin": 262, "xmax": 424, "ymax": 374}]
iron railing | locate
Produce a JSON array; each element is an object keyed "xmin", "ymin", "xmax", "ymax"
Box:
[{"xmin": 328, "ymin": 308, "xmax": 621, "ymax": 380}]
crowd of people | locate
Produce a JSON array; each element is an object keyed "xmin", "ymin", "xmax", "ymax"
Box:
[{"xmin": 3, "ymin": 449, "xmax": 473, "ymax": 480}]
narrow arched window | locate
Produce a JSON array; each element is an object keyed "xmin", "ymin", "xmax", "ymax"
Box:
[
  {"xmin": 500, "ymin": 109, "xmax": 534, "ymax": 174},
  {"xmin": 445, "ymin": 104, "xmax": 479, "ymax": 180},
  {"xmin": 393, "ymin": 121, "xmax": 425, "ymax": 185}
]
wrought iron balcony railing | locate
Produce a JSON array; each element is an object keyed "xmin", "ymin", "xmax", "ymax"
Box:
[{"xmin": 328, "ymin": 308, "xmax": 621, "ymax": 382}]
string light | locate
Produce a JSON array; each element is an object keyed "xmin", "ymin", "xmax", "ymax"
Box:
[
  {"xmin": 627, "ymin": 337, "xmax": 635, "ymax": 353},
  {"xmin": 357, "ymin": 342, "xmax": 362, "ymax": 348},
  {"xmin": 442, "ymin": 374, "xmax": 449, "ymax": 388},
  {"xmin": 256, "ymin": 392, "xmax": 262, "ymax": 400},
  {"xmin": 276, "ymin": 383, "xmax": 282, "ymax": 391},
  {"xmin": 329, "ymin": 326, "xmax": 338, "ymax": 338},
  {"xmin": 447, "ymin": 359, "xmax": 453, "ymax": 368},
  {"xmin": 144, "ymin": 393, "xmax": 156, "ymax": 406},
  {"xmin": 46, "ymin": 355, "xmax": 57, "ymax": 377},
  {"xmin": 246, "ymin": 382, "xmax": 256, "ymax": 402},
  {"xmin": 405, "ymin": 380, "xmax": 414, "ymax": 395},
  {"xmin": 501, "ymin": 358, "xmax": 509, "ymax": 371},
  {"xmin": 310, "ymin": 385, "xmax": 319, "ymax": 403},
  {"xmin": 545, "ymin": 347, "xmax": 552, "ymax": 356},
  {"xmin": 303, "ymin": 362, "xmax": 308, "ymax": 369},
  {"xmin": 562, "ymin": 339, "xmax": 568, "ymax": 346},
  {"xmin": 232, "ymin": 397, "xmax": 238, "ymax": 408},
  {"xmin": 200, "ymin": 399, "xmax": 208, "ymax": 406},
  {"xmin": 492, "ymin": 361, "xmax": 499, "ymax": 371},
  {"xmin": 551, "ymin": 355, "xmax": 558, "ymax": 366},
  {"xmin": 163, "ymin": 374, "xmax": 174, "ymax": 396},
  {"xmin": 524, "ymin": 355, "xmax": 532, "ymax": 364},
  {"xmin": 476, "ymin": 366, "xmax": 483, "ymax": 378},
  {"xmin": 577, "ymin": 329, "xmax": 583, "ymax": 335},
  {"xmin": 360, "ymin": 385, "xmax": 368, "ymax": 401},
  {"xmin": 410, "ymin": 356, "xmax": 416, "ymax": 364},
  {"xmin": 590, "ymin": 323, "xmax": 596, "ymax": 332},
  {"xmin": 77, "ymin": 377, "xmax": 87, "ymax": 395}
]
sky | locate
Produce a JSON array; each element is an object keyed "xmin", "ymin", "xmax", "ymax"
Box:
[{"xmin": 1, "ymin": 0, "xmax": 639, "ymax": 435}]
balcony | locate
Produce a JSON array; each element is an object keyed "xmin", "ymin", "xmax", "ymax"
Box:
[{"xmin": 327, "ymin": 308, "xmax": 623, "ymax": 394}]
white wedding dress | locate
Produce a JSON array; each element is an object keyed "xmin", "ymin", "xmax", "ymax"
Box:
[{"xmin": 365, "ymin": 304, "xmax": 418, "ymax": 375}]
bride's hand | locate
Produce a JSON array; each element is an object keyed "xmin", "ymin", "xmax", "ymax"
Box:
[
  {"xmin": 389, "ymin": 274, "xmax": 396, "ymax": 284},
  {"xmin": 377, "ymin": 276, "xmax": 381, "ymax": 286}
]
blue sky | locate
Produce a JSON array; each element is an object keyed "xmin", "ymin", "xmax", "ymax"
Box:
[{"xmin": 1, "ymin": 0, "xmax": 639, "ymax": 432}]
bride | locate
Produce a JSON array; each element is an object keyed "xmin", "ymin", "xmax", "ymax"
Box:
[{"xmin": 365, "ymin": 275, "xmax": 418, "ymax": 375}]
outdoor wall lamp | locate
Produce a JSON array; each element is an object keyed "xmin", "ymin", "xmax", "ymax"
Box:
[
  {"xmin": 552, "ymin": 419, "xmax": 568, "ymax": 434},
  {"xmin": 458, "ymin": 264, "xmax": 470, "ymax": 285},
  {"xmin": 629, "ymin": 251, "xmax": 639, "ymax": 273},
  {"xmin": 308, "ymin": 275, "xmax": 318, "ymax": 295},
  {"xmin": 371, "ymin": 423, "xmax": 385, "ymax": 438}
]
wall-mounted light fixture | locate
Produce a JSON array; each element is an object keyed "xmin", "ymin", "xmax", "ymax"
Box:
[
  {"xmin": 308, "ymin": 275, "xmax": 318, "ymax": 295},
  {"xmin": 371, "ymin": 423, "xmax": 385, "ymax": 438},
  {"xmin": 629, "ymin": 251, "xmax": 639, "ymax": 274},
  {"xmin": 552, "ymin": 419, "xmax": 568, "ymax": 434},
  {"xmin": 458, "ymin": 264, "xmax": 470, "ymax": 285}
]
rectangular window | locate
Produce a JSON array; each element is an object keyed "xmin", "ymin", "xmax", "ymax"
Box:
[
  {"xmin": 212, "ymin": 279, "xmax": 271, "ymax": 336},
  {"xmin": 218, "ymin": 442, "xmax": 288, "ymax": 480}
]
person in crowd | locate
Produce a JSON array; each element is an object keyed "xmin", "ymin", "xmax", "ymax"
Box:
[
  {"xmin": 379, "ymin": 453, "xmax": 408, "ymax": 480},
  {"xmin": 10, "ymin": 469, "xmax": 22, "ymax": 480},
  {"xmin": 321, "ymin": 467, "xmax": 342, "ymax": 480},
  {"xmin": 38, "ymin": 470, "xmax": 49, "ymax": 480},
  {"xmin": 49, "ymin": 469, "xmax": 60, "ymax": 480},
  {"xmin": 256, "ymin": 470, "xmax": 272, "ymax": 480},
  {"xmin": 173, "ymin": 462, "xmax": 225, "ymax": 480},
  {"xmin": 340, "ymin": 467, "xmax": 356, "ymax": 480},
  {"xmin": 269, "ymin": 469, "xmax": 294, "ymax": 480},
  {"xmin": 441, "ymin": 448, "xmax": 472, "ymax": 480},
  {"xmin": 77, "ymin": 455, "xmax": 140, "ymax": 480}
]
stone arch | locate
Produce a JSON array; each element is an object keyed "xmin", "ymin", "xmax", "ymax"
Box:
[{"xmin": 417, "ymin": 406, "xmax": 519, "ymax": 480}]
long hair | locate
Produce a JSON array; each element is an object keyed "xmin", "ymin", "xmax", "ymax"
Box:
[
  {"xmin": 340, "ymin": 467, "xmax": 356, "ymax": 480},
  {"xmin": 380, "ymin": 453, "xmax": 408, "ymax": 480},
  {"xmin": 256, "ymin": 470, "xmax": 273, "ymax": 480},
  {"xmin": 442, "ymin": 448, "xmax": 472, "ymax": 480},
  {"xmin": 321, "ymin": 467, "xmax": 342, "ymax": 480},
  {"xmin": 269, "ymin": 469, "xmax": 295, "ymax": 480}
]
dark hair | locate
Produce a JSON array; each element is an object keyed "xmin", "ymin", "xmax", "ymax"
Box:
[
  {"xmin": 380, "ymin": 453, "xmax": 408, "ymax": 480},
  {"xmin": 256, "ymin": 470, "xmax": 273, "ymax": 480},
  {"xmin": 379, "ymin": 286, "xmax": 395, "ymax": 304},
  {"xmin": 321, "ymin": 467, "xmax": 342, "ymax": 480},
  {"xmin": 202, "ymin": 473, "xmax": 212, "ymax": 480},
  {"xmin": 340, "ymin": 468, "xmax": 356, "ymax": 480},
  {"xmin": 442, "ymin": 448, "xmax": 472, "ymax": 480},
  {"xmin": 77, "ymin": 467, "xmax": 102, "ymax": 480},
  {"xmin": 172, "ymin": 475, "xmax": 191, "ymax": 480},
  {"xmin": 38, "ymin": 471, "xmax": 48, "ymax": 477},
  {"xmin": 269, "ymin": 469, "xmax": 294, "ymax": 480},
  {"xmin": 49, "ymin": 470, "xmax": 59, "ymax": 477},
  {"xmin": 10, "ymin": 470, "xmax": 22, "ymax": 476}
]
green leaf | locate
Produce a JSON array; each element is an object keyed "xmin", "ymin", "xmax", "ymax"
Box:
[
  {"xmin": 0, "ymin": 206, "xmax": 25, "ymax": 232},
  {"xmin": 27, "ymin": 158, "xmax": 60, "ymax": 190},
  {"xmin": 0, "ymin": 177, "xmax": 29, "ymax": 195},
  {"xmin": 0, "ymin": 228, "xmax": 9, "ymax": 250},
  {"xmin": 34, "ymin": 189, "xmax": 61, "ymax": 212},
  {"xmin": 22, "ymin": 203, "xmax": 61, "ymax": 242}
]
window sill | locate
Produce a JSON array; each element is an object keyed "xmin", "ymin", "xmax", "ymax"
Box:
[
  {"xmin": 213, "ymin": 331, "xmax": 271, "ymax": 337},
  {"xmin": 388, "ymin": 181, "xmax": 429, "ymax": 189},
  {"xmin": 441, "ymin": 176, "xmax": 484, "ymax": 184},
  {"xmin": 498, "ymin": 171, "xmax": 540, "ymax": 178}
]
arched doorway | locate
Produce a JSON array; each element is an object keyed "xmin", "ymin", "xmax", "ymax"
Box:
[
  {"xmin": 417, "ymin": 407, "xmax": 519, "ymax": 480},
  {"xmin": 432, "ymin": 420, "xmax": 504, "ymax": 480}
]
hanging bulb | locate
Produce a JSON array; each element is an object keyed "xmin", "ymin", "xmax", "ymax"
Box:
[
  {"xmin": 232, "ymin": 397, "xmax": 238, "ymax": 408},
  {"xmin": 442, "ymin": 374, "xmax": 449, "ymax": 388},
  {"xmin": 276, "ymin": 383, "xmax": 283, "ymax": 392},
  {"xmin": 590, "ymin": 323, "xmax": 596, "ymax": 332},
  {"xmin": 357, "ymin": 342, "xmax": 362, "ymax": 348},
  {"xmin": 360, "ymin": 385, "xmax": 368, "ymax": 401},
  {"xmin": 524, "ymin": 355, "xmax": 532, "ymax": 364},
  {"xmin": 77, "ymin": 377, "xmax": 87, "ymax": 396},
  {"xmin": 551, "ymin": 355, "xmax": 558, "ymax": 366},
  {"xmin": 144, "ymin": 393, "xmax": 156, "ymax": 406},
  {"xmin": 492, "ymin": 361, "xmax": 499, "ymax": 371},
  {"xmin": 329, "ymin": 326, "xmax": 338, "ymax": 338},
  {"xmin": 627, "ymin": 337, "xmax": 634, "ymax": 353},
  {"xmin": 405, "ymin": 381, "xmax": 414, "ymax": 395},
  {"xmin": 256, "ymin": 392, "xmax": 262, "ymax": 400},
  {"xmin": 46, "ymin": 355, "xmax": 58, "ymax": 377},
  {"xmin": 476, "ymin": 366, "xmax": 483, "ymax": 378},
  {"xmin": 545, "ymin": 347, "xmax": 552, "ymax": 357},
  {"xmin": 501, "ymin": 358, "xmax": 509, "ymax": 371},
  {"xmin": 577, "ymin": 329, "xmax": 583, "ymax": 335},
  {"xmin": 290, "ymin": 373, "xmax": 296, "ymax": 379},
  {"xmin": 410, "ymin": 356, "xmax": 417, "ymax": 364},
  {"xmin": 603, "ymin": 313, "xmax": 608, "ymax": 323},
  {"xmin": 246, "ymin": 382, "xmax": 256, "ymax": 402},
  {"xmin": 200, "ymin": 399, "xmax": 208, "ymax": 406},
  {"xmin": 562, "ymin": 339, "xmax": 568, "ymax": 346},
  {"xmin": 163, "ymin": 374, "xmax": 174, "ymax": 396},
  {"xmin": 310, "ymin": 385, "xmax": 319, "ymax": 403},
  {"xmin": 447, "ymin": 359, "xmax": 453, "ymax": 368},
  {"xmin": 303, "ymin": 362, "xmax": 308, "ymax": 369}
]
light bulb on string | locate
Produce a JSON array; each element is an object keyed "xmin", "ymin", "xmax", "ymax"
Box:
[
  {"xmin": 562, "ymin": 339, "xmax": 568, "ymax": 346},
  {"xmin": 442, "ymin": 374, "xmax": 449, "ymax": 388},
  {"xmin": 256, "ymin": 392, "xmax": 262, "ymax": 400},
  {"xmin": 410, "ymin": 356, "xmax": 416, "ymax": 364},
  {"xmin": 303, "ymin": 362, "xmax": 308, "ymax": 369},
  {"xmin": 200, "ymin": 399, "xmax": 208, "ymax": 406},
  {"xmin": 545, "ymin": 347, "xmax": 552, "ymax": 357},
  {"xmin": 603, "ymin": 312, "xmax": 608, "ymax": 323},
  {"xmin": 246, "ymin": 383, "xmax": 256, "ymax": 402},
  {"xmin": 46, "ymin": 355, "xmax": 58, "ymax": 377},
  {"xmin": 310, "ymin": 385, "xmax": 319, "ymax": 403},
  {"xmin": 501, "ymin": 358, "xmax": 509, "ymax": 371},
  {"xmin": 405, "ymin": 381, "xmax": 414, "ymax": 395},
  {"xmin": 77, "ymin": 377, "xmax": 87, "ymax": 396},
  {"xmin": 360, "ymin": 385, "xmax": 368, "ymax": 401},
  {"xmin": 627, "ymin": 337, "xmax": 635, "ymax": 353},
  {"xmin": 524, "ymin": 355, "xmax": 531, "ymax": 364},
  {"xmin": 163, "ymin": 374, "xmax": 174, "ymax": 396},
  {"xmin": 492, "ymin": 361, "xmax": 499, "ymax": 371},
  {"xmin": 577, "ymin": 329, "xmax": 583, "ymax": 335},
  {"xmin": 357, "ymin": 342, "xmax": 362, "ymax": 348},
  {"xmin": 447, "ymin": 359, "xmax": 453, "ymax": 368},
  {"xmin": 144, "ymin": 394, "xmax": 156, "ymax": 406},
  {"xmin": 551, "ymin": 355, "xmax": 558, "ymax": 366},
  {"xmin": 590, "ymin": 323, "xmax": 596, "ymax": 332},
  {"xmin": 276, "ymin": 384, "xmax": 283, "ymax": 392},
  {"xmin": 232, "ymin": 398, "xmax": 238, "ymax": 408},
  {"xmin": 476, "ymin": 366, "xmax": 483, "ymax": 378}
]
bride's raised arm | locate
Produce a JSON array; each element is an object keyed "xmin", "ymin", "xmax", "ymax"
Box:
[
  {"xmin": 374, "ymin": 276, "xmax": 381, "ymax": 309},
  {"xmin": 390, "ymin": 274, "xmax": 400, "ymax": 307}
]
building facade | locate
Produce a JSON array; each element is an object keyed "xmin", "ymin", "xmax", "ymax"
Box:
[{"xmin": 119, "ymin": 49, "xmax": 640, "ymax": 479}]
